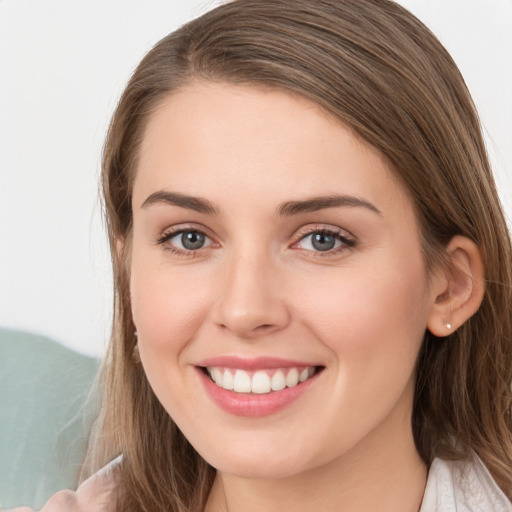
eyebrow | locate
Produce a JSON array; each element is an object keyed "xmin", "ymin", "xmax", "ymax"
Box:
[
  {"xmin": 278, "ymin": 195, "xmax": 381, "ymax": 216},
  {"xmin": 141, "ymin": 190, "xmax": 218, "ymax": 215},
  {"xmin": 141, "ymin": 190, "xmax": 381, "ymax": 217}
]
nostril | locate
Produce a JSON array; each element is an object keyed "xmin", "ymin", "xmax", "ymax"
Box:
[
  {"xmin": 216, "ymin": 321, "xmax": 282, "ymax": 340},
  {"xmin": 257, "ymin": 324, "xmax": 274, "ymax": 330}
]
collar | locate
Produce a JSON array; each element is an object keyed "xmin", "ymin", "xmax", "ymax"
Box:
[{"xmin": 420, "ymin": 454, "xmax": 512, "ymax": 512}]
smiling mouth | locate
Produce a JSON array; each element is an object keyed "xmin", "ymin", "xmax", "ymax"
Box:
[{"xmin": 203, "ymin": 366, "xmax": 323, "ymax": 394}]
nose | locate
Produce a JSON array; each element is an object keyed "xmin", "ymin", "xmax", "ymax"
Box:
[{"xmin": 212, "ymin": 249, "xmax": 290, "ymax": 339}]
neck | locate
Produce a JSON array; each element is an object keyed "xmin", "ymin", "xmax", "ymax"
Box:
[{"xmin": 205, "ymin": 397, "xmax": 426, "ymax": 512}]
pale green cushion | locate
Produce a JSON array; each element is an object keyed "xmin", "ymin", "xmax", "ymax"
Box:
[{"xmin": 0, "ymin": 328, "xmax": 99, "ymax": 509}]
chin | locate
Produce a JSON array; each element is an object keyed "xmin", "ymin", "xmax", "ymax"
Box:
[
  {"xmin": 193, "ymin": 433, "xmax": 320, "ymax": 480},
  {"xmin": 210, "ymin": 456, "xmax": 309, "ymax": 480}
]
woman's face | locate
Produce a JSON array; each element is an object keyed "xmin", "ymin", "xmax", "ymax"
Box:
[{"xmin": 130, "ymin": 82, "xmax": 440, "ymax": 478}]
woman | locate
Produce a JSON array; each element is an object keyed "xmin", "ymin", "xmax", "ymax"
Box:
[{"xmin": 21, "ymin": 0, "xmax": 512, "ymax": 510}]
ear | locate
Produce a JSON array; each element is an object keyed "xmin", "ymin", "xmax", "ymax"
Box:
[{"xmin": 427, "ymin": 235, "xmax": 485, "ymax": 337}]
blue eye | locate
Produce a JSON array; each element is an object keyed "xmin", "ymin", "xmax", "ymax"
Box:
[
  {"xmin": 159, "ymin": 229, "xmax": 213, "ymax": 252},
  {"xmin": 296, "ymin": 229, "xmax": 354, "ymax": 253},
  {"xmin": 310, "ymin": 232, "xmax": 338, "ymax": 251},
  {"xmin": 177, "ymin": 231, "xmax": 206, "ymax": 250}
]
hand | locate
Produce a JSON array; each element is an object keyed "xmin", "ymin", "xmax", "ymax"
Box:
[
  {"xmin": 3, "ymin": 508, "xmax": 37, "ymax": 512},
  {"xmin": 5, "ymin": 456, "xmax": 119, "ymax": 512},
  {"xmin": 4, "ymin": 491, "xmax": 81, "ymax": 512}
]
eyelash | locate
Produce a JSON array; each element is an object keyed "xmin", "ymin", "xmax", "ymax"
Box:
[
  {"xmin": 156, "ymin": 225, "xmax": 214, "ymax": 256},
  {"xmin": 293, "ymin": 226, "xmax": 356, "ymax": 257},
  {"xmin": 156, "ymin": 225, "xmax": 356, "ymax": 257}
]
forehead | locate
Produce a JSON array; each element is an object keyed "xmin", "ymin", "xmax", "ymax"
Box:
[{"xmin": 133, "ymin": 81, "xmax": 411, "ymax": 217}]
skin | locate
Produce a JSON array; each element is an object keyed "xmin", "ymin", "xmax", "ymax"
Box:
[
  {"xmin": 14, "ymin": 462, "xmax": 117, "ymax": 512},
  {"xmin": 129, "ymin": 81, "xmax": 447, "ymax": 512},
  {"xmin": 13, "ymin": 82, "xmax": 485, "ymax": 512}
]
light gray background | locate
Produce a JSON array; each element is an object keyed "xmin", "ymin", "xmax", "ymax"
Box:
[{"xmin": 1, "ymin": 0, "xmax": 511, "ymax": 357}]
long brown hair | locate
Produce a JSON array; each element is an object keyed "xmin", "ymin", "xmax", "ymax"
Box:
[{"xmin": 83, "ymin": 1, "xmax": 512, "ymax": 510}]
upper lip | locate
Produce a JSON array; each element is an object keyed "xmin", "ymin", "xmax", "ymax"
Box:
[{"xmin": 197, "ymin": 356, "xmax": 322, "ymax": 371}]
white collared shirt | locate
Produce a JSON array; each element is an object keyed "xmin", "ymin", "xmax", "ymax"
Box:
[{"xmin": 421, "ymin": 455, "xmax": 512, "ymax": 511}]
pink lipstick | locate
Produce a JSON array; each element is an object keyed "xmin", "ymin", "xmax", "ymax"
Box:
[{"xmin": 196, "ymin": 356, "xmax": 323, "ymax": 417}]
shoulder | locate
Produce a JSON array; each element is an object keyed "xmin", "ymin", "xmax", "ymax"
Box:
[
  {"xmin": 420, "ymin": 454, "xmax": 512, "ymax": 512},
  {"xmin": 8, "ymin": 457, "xmax": 121, "ymax": 512}
]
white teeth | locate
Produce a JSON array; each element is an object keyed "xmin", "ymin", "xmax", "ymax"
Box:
[
  {"xmin": 251, "ymin": 371, "xmax": 271, "ymax": 394},
  {"xmin": 211, "ymin": 367, "xmax": 223, "ymax": 387},
  {"xmin": 206, "ymin": 366, "xmax": 317, "ymax": 394},
  {"xmin": 222, "ymin": 369, "xmax": 234, "ymax": 390},
  {"xmin": 299, "ymin": 368, "xmax": 309, "ymax": 382},
  {"xmin": 285, "ymin": 368, "xmax": 299, "ymax": 387},
  {"xmin": 271, "ymin": 370, "xmax": 286, "ymax": 391},
  {"xmin": 233, "ymin": 370, "xmax": 251, "ymax": 393}
]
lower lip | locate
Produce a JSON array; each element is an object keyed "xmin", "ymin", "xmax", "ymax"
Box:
[{"xmin": 197, "ymin": 368, "xmax": 320, "ymax": 417}]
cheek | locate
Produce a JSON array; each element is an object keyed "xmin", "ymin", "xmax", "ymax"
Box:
[
  {"xmin": 289, "ymin": 262, "xmax": 430, "ymax": 454},
  {"xmin": 129, "ymin": 250, "xmax": 212, "ymax": 363},
  {"xmin": 129, "ymin": 260, "xmax": 214, "ymax": 418},
  {"xmin": 296, "ymin": 259, "xmax": 429, "ymax": 371}
]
